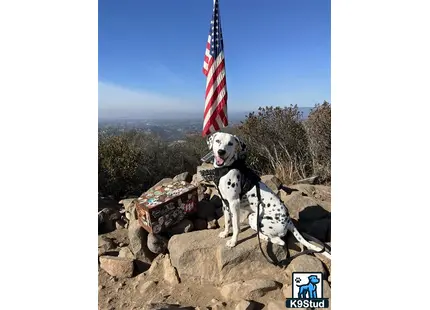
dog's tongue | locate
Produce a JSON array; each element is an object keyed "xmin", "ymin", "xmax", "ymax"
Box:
[{"xmin": 215, "ymin": 156, "xmax": 225, "ymax": 165}]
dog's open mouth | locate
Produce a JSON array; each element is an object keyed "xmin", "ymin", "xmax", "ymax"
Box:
[{"xmin": 215, "ymin": 156, "xmax": 225, "ymax": 166}]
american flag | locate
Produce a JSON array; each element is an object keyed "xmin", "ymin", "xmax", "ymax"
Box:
[{"xmin": 202, "ymin": 0, "xmax": 228, "ymax": 137}]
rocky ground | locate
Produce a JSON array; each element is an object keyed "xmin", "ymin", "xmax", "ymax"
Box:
[{"xmin": 98, "ymin": 170, "xmax": 331, "ymax": 310}]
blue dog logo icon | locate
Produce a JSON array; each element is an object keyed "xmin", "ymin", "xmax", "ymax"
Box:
[
  {"xmin": 286, "ymin": 272, "xmax": 329, "ymax": 308},
  {"xmin": 297, "ymin": 275, "xmax": 320, "ymax": 299}
]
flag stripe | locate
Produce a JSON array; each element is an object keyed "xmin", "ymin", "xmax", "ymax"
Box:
[{"xmin": 202, "ymin": 0, "xmax": 228, "ymax": 137}]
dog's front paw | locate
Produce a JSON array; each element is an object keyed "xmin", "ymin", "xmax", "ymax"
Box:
[
  {"xmin": 226, "ymin": 239, "xmax": 237, "ymax": 248},
  {"xmin": 218, "ymin": 231, "xmax": 229, "ymax": 239}
]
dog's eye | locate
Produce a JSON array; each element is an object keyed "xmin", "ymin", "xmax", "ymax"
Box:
[
  {"xmin": 228, "ymin": 142, "xmax": 233, "ymax": 146},
  {"xmin": 215, "ymin": 140, "xmax": 220, "ymax": 143}
]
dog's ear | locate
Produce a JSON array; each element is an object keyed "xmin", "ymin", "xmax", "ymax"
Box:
[
  {"xmin": 206, "ymin": 132, "xmax": 218, "ymax": 150},
  {"xmin": 234, "ymin": 135, "xmax": 247, "ymax": 152}
]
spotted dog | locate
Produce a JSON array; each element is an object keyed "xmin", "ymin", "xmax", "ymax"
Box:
[{"xmin": 206, "ymin": 132, "xmax": 331, "ymax": 260}]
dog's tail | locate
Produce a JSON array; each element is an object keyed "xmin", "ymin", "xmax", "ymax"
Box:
[{"xmin": 287, "ymin": 220, "xmax": 331, "ymax": 260}]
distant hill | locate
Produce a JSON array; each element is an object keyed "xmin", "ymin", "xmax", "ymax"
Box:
[{"xmin": 98, "ymin": 107, "xmax": 313, "ymax": 123}]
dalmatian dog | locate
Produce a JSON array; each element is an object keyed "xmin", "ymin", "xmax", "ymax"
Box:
[{"xmin": 207, "ymin": 132, "xmax": 331, "ymax": 259}]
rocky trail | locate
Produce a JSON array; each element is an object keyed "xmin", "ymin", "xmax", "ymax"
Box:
[{"xmin": 98, "ymin": 171, "xmax": 331, "ymax": 310}]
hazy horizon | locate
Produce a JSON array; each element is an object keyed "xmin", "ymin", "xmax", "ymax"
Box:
[{"xmin": 98, "ymin": 106, "xmax": 313, "ymax": 121}]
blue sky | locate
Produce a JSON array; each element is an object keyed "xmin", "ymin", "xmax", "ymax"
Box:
[{"xmin": 99, "ymin": 0, "xmax": 330, "ymax": 119}]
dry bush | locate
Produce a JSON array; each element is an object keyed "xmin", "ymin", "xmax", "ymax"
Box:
[
  {"xmin": 236, "ymin": 105, "xmax": 313, "ymax": 184},
  {"xmin": 98, "ymin": 103, "xmax": 331, "ymax": 198},
  {"xmin": 305, "ymin": 101, "xmax": 331, "ymax": 183}
]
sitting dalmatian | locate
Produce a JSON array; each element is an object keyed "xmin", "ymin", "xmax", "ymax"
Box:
[{"xmin": 205, "ymin": 132, "xmax": 331, "ymax": 260}]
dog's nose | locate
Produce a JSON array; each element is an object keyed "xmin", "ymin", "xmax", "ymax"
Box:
[{"xmin": 217, "ymin": 149, "xmax": 226, "ymax": 156}]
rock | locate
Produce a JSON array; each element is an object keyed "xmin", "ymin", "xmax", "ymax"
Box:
[
  {"xmin": 145, "ymin": 254, "xmax": 179, "ymax": 285},
  {"xmin": 239, "ymin": 208, "xmax": 251, "ymax": 224},
  {"xmin": 121, "ymin": 198, "xmax": 138, "ymax": 222},
  {"xmin": 209, "ymin": 299, "xmax": 226, "ymax": 310},
  {"xmin": 310, "ymin": 241, "xmax": 331, "ymax": 273},
  {"xmin": 191, "ymin": 174, "xmax": 199, "ymax": 186},
  {"xmin": 289, "ymin": 184, "xmax": 331, "ymax": 203},
  {"xmin": 98, "ymin": 208, "xmax": 122, "ymax": 233},
  {"xmin": 139, "ymin": 280, "xmax": 158, "ymax": 294},
  {"xmin": 118, "ymin": 247, "xmax": 135, "ymax": 259},
  {"xmin": 234, "ymin": 300, "xmax": 259, "ymax": 310},
  {"xmin": 197, "ymin": 200, "xmax": 216, "ymax": 220},
  {"xmin": 193, "ymin": 218, "xmax": 207, "ymax": 230},
  {"xmin": 119, "ymin": 198, "xmax": 137, "ymax": 212},
  {"xmin": 169, "ymin": 219, "xmax": 194, "ymax": 234},
  {"xmin": 267, "ymin": 301, "xmax": 297, "ymax": 310},
  {"xmin": 143, "ymin": 303, "xmax": 195, "ymax": 310},
  {"xmin": 115, "ymin": 219, "xmax": 126, "ymax": 229},
  {"xmin": 322, "ymin": 280, "xmax": 331, "ymax": 298},
  {"xmin": 173, "ymin": 172, "xmax": 192, "ymax": 183},
  {"xmin": 99, "ymin": 256, "xmax": 134, "ymax": 278},
  {"xmin": 168, "ymin": 229, "xmax": 289, "ymax": 285},
  {"xmin": 99, "ymin": 207, "xmax": 121, "ymax": 223},
  {"xmin": 328, "ymin": 275, "xmax": 331, "ymax": 283},
  {"xmin": 220, "ymin": 279, "xmax": 281, "ymax": 300},
  {"xmin": 295, "ymin": 176, "xmax": 319, "ymax": 185},
  {"xmin": 285, "ymin": 255, "xmax": 326, "ymax": 284},
  {"xmin": 163, "ymin": 254, "xmax": 181, "ymax": 285},
  {"xmin": 260, "ymin": 175, "xmax": 282, "ymax": 194},
  {"xmin": 98, "ymin": 236, "xmax": 117, "ymax": 256},
  {"xmin": 147, "ymin": 233, "xmax": 168, "ymax": 254},
  {"xmin": 128, "ymin": 220, "xmax": 155, "ymax": 263},
  {"xmin": 282, "ymin": 194, "xmax": 330, "ymax": 221},
  {"xmin": 207, "ymin": 218, "xmax": 218, "ymax": 229},
  {"xmin": 282, "ymin": 284, "xmax": 292, "ymax": 298}
]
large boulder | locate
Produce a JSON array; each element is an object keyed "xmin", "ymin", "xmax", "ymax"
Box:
[
  {"xmin": 288, "ymin": 184, "xmax": 331, "ymax": 203},
  {"xmin": 168, "ymin": 227, "xmax": 295, "ymax": 286},
  {"xmin": 284, "ymin": 255, "xmax": 327, "ymax": 284},
  {"xmin": 282, "ymin": 194, "xmax": 330, "ymax": 221}
]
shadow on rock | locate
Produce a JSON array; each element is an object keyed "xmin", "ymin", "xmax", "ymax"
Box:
[{"xmin": 279, "ymin": 185, "xmax": 300, "ymax": 195}]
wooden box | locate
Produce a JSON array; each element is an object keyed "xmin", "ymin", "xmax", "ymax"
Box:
[{"xmin": 135, "ymin": 180, "xmax": 198, "ymax": 234}]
